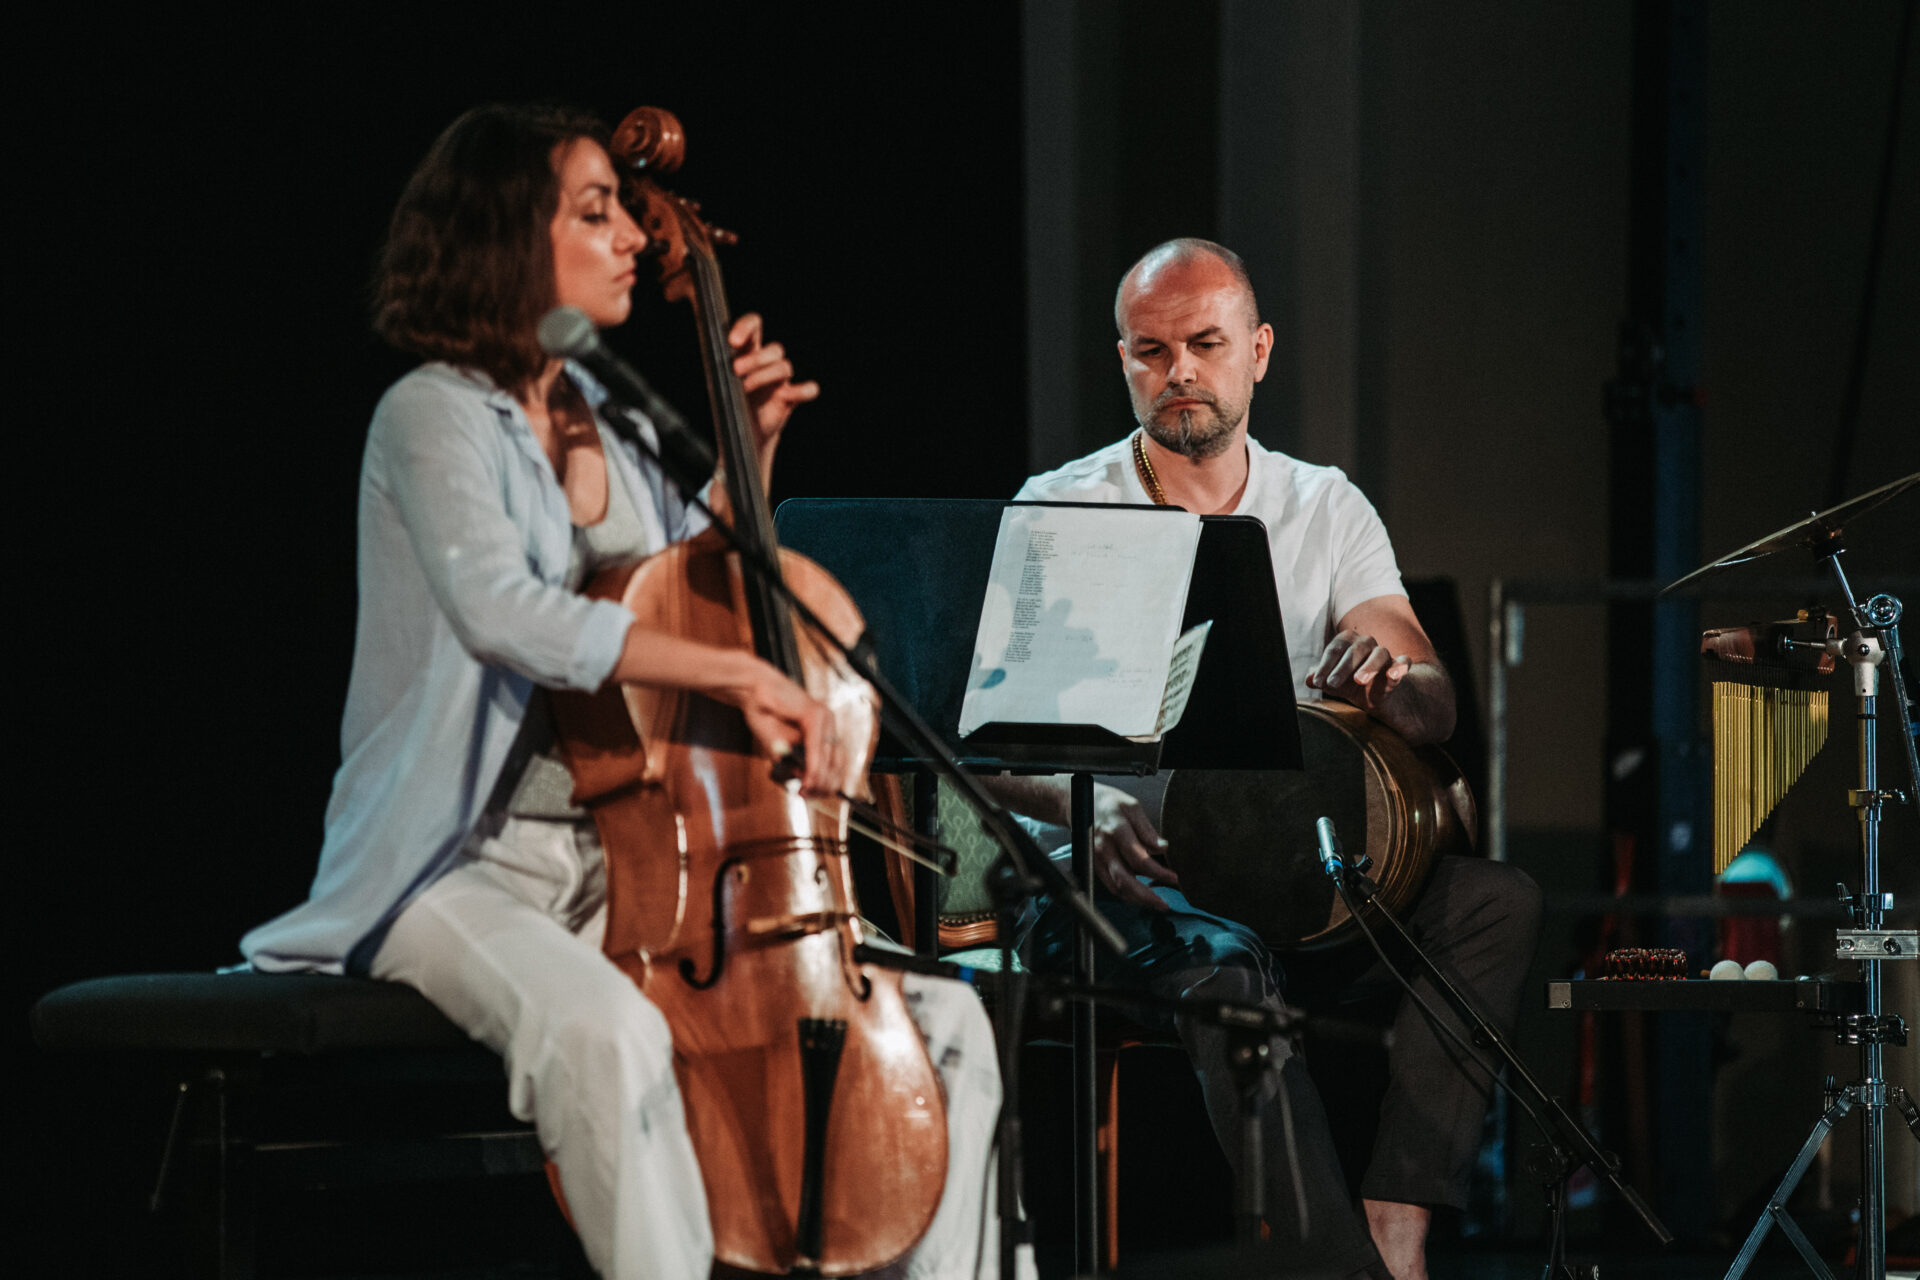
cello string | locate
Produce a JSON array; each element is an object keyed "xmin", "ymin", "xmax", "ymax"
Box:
[
  {"xmin": 803, "ymin": 794, "xmax": 957, "ymax": 875},
  {"xmin": 833, "ymin": 789, "xmax": 962, "ymax": 866}
]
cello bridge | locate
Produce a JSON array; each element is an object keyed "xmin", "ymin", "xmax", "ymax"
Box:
[{"xmin": 743, "ymin": 909, "xmax": 851, "ymax": 942}]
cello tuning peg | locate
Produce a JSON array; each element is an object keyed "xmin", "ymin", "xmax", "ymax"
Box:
[{"xmin": 711, "ymin": 226, "xmax": 740, "ymax": 247}]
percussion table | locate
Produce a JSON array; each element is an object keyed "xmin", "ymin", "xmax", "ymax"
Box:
[{"xmin": 1546, "ymin": 977, "xmax": 1865, "ymax": 1014}]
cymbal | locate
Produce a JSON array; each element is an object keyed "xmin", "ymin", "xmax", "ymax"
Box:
[{"xmin": 1662, "ymin": 471, "xmax": 1919, "ymax": 595}]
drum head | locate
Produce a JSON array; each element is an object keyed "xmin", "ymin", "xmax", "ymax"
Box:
[{"xmin": 1162, "ymin": 709, "xmax": 1372, "ymax": 949}]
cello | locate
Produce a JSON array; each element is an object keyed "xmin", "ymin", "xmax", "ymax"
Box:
[{"xmin": 551, "ymin": 106, "xmax": 948, "ymax": 1276}]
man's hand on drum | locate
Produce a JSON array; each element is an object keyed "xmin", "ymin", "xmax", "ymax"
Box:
[
  {"xmin": 1302, "ymin": 596, "xmax": 1457, "ymax": 745},
  {"xmin": 730, "ymin": 312, "xmax": 820, "ymax": 456},
  {"xmin": 1306, "ymin": 628, "xmax": 1412, "ymax": 715},
  {"xmin": 1091, "ymin": 783, "xmax": 1179, "ymax": 911}
]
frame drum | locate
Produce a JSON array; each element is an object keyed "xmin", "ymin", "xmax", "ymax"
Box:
[{"xmin": 1161, "ymin": 700, "xmax": 1477, "ymax": 949}]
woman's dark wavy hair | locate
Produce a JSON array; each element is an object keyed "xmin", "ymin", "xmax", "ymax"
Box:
[{"xmin": 373, "ymin": 103, "xmax": 610, "ymax": 393}]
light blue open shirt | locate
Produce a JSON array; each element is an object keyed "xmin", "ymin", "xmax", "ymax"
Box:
[{"xmin": 243, "ymin": 362, "xmax": 704, "ymax": 974}]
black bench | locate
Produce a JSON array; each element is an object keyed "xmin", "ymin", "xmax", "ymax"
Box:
[{"xmin": 32, "ymin": 971, "xmax": 547, "ymax": 1279}]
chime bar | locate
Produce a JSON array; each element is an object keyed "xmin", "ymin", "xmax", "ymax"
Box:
[{"xmin": 1701, "ymin": 613, "xmax": 1836, "ymax": 874}]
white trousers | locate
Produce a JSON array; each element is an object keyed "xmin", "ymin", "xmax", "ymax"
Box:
[{"xmin": 373, "ymin": 819, "xmax": 1027, "ymax": 1280}]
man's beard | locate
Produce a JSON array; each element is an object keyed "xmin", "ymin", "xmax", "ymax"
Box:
[{"xmin": 1134, "ymin": 384, "xmax": 1249, "ymax": 459}]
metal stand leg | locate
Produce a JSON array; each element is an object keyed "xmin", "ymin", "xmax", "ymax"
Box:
[
  {"xmin": 150, "ymin": 1078, "xmax": 195, "ymax": 1216},
  {"xmin": 989, "ymin": 856, "xmax": 1039, "ymax": 1280},
  {"xmin": 1849, "ymin": 628, "xmax": 1889, "ymax": 1280},
  {"xmin": 1222, "ymin": 1024, "xmax": 1270, "ymax": 1253},
  {"xmin": 913, "ymin": 771, "xmax": 942, "ymax": 956},
  {"xmin": 1893, "ymin": 1085, "xmax": 1920, "ymax": 1139},
  {"xmin": 1070, "ymin": 771, "xmax": 1100, "ymax": 1276},
  {"xmin": 1815, "ymin": 572, "xmax": 1914, "ymax": 1280},
  {"xmin": 1724, "ymin": 1090, "xmax": 1853, "ymax": 1280},
  {"xmin": 1529, "ymin": 1143, "xmax": 1602, "ymax": 1279},
  {"xmin": 1540, "ymin": 1178, "xmax": 1571, "ymax": 1280},
  {"xmin": 145, "ymin": 1063, "xmax": 258, "ymax": 1280}
]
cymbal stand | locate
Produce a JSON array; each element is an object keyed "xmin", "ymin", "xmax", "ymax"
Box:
[{"xmin": 1728, "ymin": 554, "xmax": 1917, "ymax": 1280}]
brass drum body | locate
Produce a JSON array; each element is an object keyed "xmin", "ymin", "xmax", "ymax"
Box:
[{"xmin": 1161, "ymin": 700, "xmax": 1477, "ymax": 949}]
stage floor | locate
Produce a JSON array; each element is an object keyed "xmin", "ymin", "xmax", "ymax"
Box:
[
  {"xmin": 272, "ymin": 1254, "xmax": 1916, "ymax": 1279},
  {"xmin": 1429, "ymin": 1257, "xmax": 1919, "ymax": 1280}
]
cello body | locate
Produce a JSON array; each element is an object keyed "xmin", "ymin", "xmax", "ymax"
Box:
[
  {"xmin": 546, "ymin": 104, "xmax": 949, "ymax": 1275},
  {"xmin": 555, "ymin": 537, "xmax": 947, "ymax": 1274}
]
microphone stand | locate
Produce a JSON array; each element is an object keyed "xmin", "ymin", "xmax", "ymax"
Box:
[
  {"xmin": 1313, "ymin": 821, "xmax": 1673, "ymax": 1279},
  {"xmin": 851, "ymin": 929, "xmax": 1323, "ymax": 1267},
  {"xmin": 590, "ymin": 396, "xmax": 1127, "ymax": 1279}
]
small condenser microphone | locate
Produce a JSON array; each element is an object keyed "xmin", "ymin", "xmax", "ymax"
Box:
[{"xmin": 1315, "ymin": 816, "xmax": 1346, "ymax": 880}]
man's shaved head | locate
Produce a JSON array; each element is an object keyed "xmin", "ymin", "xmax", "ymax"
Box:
[
  {"xmin": 1114, "ymin": 238, "xmax": 1261, "ymax": 337},
  {"xmin": 1113, "ymin": 237, "xmax": 1272, "ymax": 461}
]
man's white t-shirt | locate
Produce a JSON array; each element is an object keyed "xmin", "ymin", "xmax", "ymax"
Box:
[{"xmin": 1014, "ymin": 433, "xmax": 1407, "ymax": 700}]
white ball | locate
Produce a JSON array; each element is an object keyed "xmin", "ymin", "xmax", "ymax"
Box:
[
  {"xmin": 1743, "ymin": 960, "xmax": 1779, "ymax": 981},
  {"xmin": 1709, "ymin": 959, "xmax": 1746, "ymax": 981}
]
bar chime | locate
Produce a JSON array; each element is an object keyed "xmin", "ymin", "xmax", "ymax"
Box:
[{"xmin": 1700, "ymin": 612, "xmax": 1836, "ymax": 874}]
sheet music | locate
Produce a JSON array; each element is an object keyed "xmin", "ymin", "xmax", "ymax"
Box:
[
  {"xmin": 1125, "ymin": 620, "xmax": 1212, "ymax": 742},
  {"xmin": 958, "ymin": 504, "xmax": 1203, "ymax": 738}
]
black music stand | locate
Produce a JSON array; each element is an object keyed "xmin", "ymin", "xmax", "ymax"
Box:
[{"xmin": 776, "ymin": 497, "xmax": 1302, "ymax": 1273}]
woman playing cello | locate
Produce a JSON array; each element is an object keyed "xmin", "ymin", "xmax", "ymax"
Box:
[{"xmin": 243, "ymin": 103, "xmax": 1013, "ymax": 1280}]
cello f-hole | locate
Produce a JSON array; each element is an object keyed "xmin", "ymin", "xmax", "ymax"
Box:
[
  {"xmin": 679, "ymin": 858, "xmax": 744, "ymax": 990},
  {"xmin": 834, "ymin": 924, "xmax": 876, "ymax": 1004},
  {"xmin": 814, "ymin": 862, "xmax": 876, "ymax": 1003}
]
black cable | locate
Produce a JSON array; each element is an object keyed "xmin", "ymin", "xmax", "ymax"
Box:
[
  {"xmin": 1272, "ymin": 1057, "xmax": 1309, "ymax": 1244},
  {"xmin": 1826, "ymin": 0, "xmax": 1916, "ymax": 508},
  {"xmin": 974, "ymin": 1105, "xmax": 1001, "ymax": 1280}
]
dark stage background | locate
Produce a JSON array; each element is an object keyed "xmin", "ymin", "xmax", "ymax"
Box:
[
  {"xmin": 15, "ymin": 6, "xmax": 1031, "ymax": 1274},
  {"xmin": 14, "ymin": 2, "xmax": 1919, "ymax": 1276},
  {"xmin": 15, "ymin": 7, "xmax": 1029, "ymax": 987}
]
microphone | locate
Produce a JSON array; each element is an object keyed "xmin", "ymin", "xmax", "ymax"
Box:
[
  {"xmin": 536, "ymin": 306, "xmax": 716, "ymax": 485},
  {"xmin": 1315, "ymin": 816, "xmax": 1346, "ymax": 881}
]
